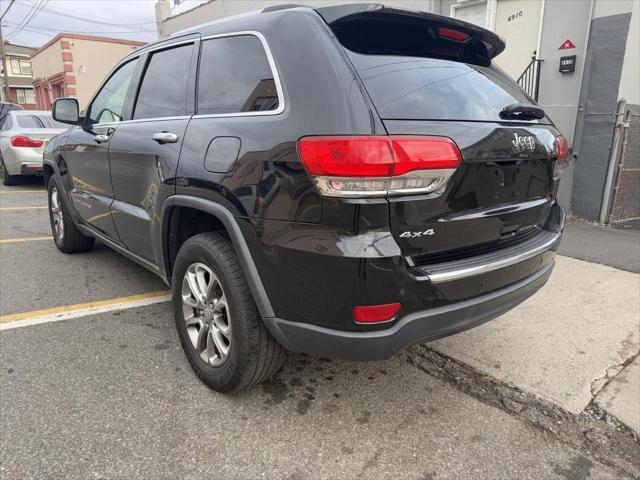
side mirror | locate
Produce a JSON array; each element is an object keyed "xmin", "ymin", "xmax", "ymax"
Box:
[{"xmin": 52, "ymin": 97, "xmax": 80, "ymax": 125}]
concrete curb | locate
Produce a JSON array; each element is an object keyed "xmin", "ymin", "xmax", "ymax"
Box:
[{"xmin": 407, "ymin": 345, "xmax": 640, "ymax": 479}]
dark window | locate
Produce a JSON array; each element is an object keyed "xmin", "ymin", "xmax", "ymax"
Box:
[
  {"xmin": 348, "ymin": 51, "xmax": 539, "ymax": 122},
  {"xmin": 197, "ymin": 35, "xmax": 279, "ymax": 115},
  {"xmin": 88, "ymin": 59, "xmax": 138, "ymax": 124},
  {"xmin": 330, "ymin": 16, "xmax": 543, "ymax": 123},
  {"xmin": 134, "ymin": 44, "xmax": 193, "ymax": 120}
]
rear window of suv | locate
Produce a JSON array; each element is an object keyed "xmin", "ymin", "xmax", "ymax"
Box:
[
  {"xmin": 330, "ymin": 16, "xmax": 545, "ymax": 123},
  {"xmin": 348, "ymin": 52, "xmax": 536, "ymax": 122}
]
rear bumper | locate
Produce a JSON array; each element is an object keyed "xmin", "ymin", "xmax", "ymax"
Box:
[
  {"xmin": 2, "ymin": 148, "xmax": 43, "ymax": 175},
  {"xmin": 264, "ymin": 259, "xmax": 555, "ymax": 361}
]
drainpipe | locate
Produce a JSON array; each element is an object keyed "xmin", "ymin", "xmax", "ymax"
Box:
[{"xmin": 599, "ymin": 98, "xmax": 627, "ymax": 225}]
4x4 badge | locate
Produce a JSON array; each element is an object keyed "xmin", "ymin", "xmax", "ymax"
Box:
[{"xmin": 400, "ymin": 229, "xmax": 435, "ymax": 238}]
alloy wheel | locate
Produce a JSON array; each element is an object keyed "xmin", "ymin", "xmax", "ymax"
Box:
[
  {"xmin": 50, "ymin": 186, "xmax": 64, "ymax": 240},
  {"xmin": 181, "ymin": 262, "xmax": 231, "ymax": 367}
]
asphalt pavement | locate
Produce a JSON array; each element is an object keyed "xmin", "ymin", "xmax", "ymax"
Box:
[{"xmin": 0, "ymin": 181, "xmax": 634, "ymax": 479}]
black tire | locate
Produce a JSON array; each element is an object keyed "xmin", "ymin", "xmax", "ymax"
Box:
[
  {"xmin": 172, "ymin": 232, "xmax": 286, "ymax": 393},
  {"xmin": 0, "ymin": 158, "xmax": 19, "ymax": 186},
  {"xmin": 47, "ymin": 176, "xmax": 94, "ymax": 253}
]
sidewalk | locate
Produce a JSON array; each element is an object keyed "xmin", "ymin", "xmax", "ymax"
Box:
[{"xmin": 413, "ymin": 218, "xmax": 640, "ymax": 473}]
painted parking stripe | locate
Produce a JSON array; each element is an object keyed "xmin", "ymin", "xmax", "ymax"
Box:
[
  {"xmin": 0, "ymin": 190, "xmax": 46, "ymax": 194},
  {"xmin": 0, "ymin": 290, "xmax": 172, "ymax": 330},
  {"xmin": 0, "ymin": 206, "xmax": 48, "ymax": 211},
  {"xmin": 0, "ymin": 236, "xmax": 53, "ymax": 244}
]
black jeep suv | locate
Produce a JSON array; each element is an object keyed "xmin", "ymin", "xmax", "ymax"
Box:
[{"xmin": 46, "ymin": 4, "xmax": 567, "ymax": 392}]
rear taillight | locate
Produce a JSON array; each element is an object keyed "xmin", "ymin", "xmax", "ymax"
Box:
[
  {"xmin": 11, "ymin": 135, "xmax": 44, "ymax": 148},
  {"xmin": 298, "ymin": 136, "xmax": 462, "ymax": 197},
  {"xmin": 353, "ymin": 303, "xmax": 401, "ymax": 324},
  {"xmin": 553, "ymin": 135, "xmax": 569, "ymax": 177}
]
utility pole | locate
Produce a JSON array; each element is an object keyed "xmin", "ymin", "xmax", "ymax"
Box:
[{"xmin": 0, "ymin": 0, "xmax": 17, "ymax": 101}]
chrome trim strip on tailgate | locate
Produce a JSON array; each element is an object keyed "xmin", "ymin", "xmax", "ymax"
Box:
[{"xmin": 415, "ymin": 230, "xmax": 560, "ymax": 283}]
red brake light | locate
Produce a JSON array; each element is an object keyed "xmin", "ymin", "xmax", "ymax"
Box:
[
  {"xmin": 354, "ymin": 303, "xmax": 401, "ymax": 324},
  {"xmin": 553, "ymin": 135, "xmax": 570, "ymax": 177},
  {"xmin": 11, "ymin": 135, "xmax": 44, "ymax": 148},
  {"xmin": 438, "ymin": 26, "xmax": 471, "ymax": 43},
  {"xmin": 298, "ymin": 136, "xmax": 462, "ymax": 197},
  {"xmin": 554, "ymin": 135, "xmax": 569, "ymax": 162}
]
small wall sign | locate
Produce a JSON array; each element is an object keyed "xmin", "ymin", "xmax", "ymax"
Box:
[
  {"xmin": 559, "ymin": 55, "xmax": 577, "ymax": 73},
  {"xmin": 559, "ymin": 39, "xmax": 576, "ymax": 50}
]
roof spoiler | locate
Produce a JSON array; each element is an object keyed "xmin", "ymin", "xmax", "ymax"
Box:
[{"xmin": 315, "ymin": 3, "xmax": 506, "ymax": 60}]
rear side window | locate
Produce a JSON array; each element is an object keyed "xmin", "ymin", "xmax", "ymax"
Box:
[
  {"xmin": 197, "ymin": 35, "xmax": 279, "ymax": 115},
  {"xmin": 15, "ymin": 114, "xmax": 65, "ymax": 129},
  {"xmin": 134, "ymin": 44, "xmax": 193, "ymax": 120}
]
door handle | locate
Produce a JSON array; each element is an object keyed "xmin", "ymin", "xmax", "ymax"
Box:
[
  {"xmin": 152, "ymin": 132, "xmax": 179, "ymax": 144},
  {"xmin": 94, "ymin": 134, "xmax": 110, "ymax": 143}
]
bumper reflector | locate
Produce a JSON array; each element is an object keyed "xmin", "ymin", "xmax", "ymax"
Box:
[{"xmin": 353, "ymin": 303, "xmax": 401, "ymax": 323}]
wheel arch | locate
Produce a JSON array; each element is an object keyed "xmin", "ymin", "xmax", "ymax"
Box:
[{"xmin": 161, "ymin": 195, "xmax": 275, "ymax": 319}]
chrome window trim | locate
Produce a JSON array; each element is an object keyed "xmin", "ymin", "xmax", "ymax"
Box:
[
  {"xmin": 194, "ymin": 30, "xmax": 285, "ymax": 118},
  {"xmin": 145, "ymin": 38, "xmax": 196, "ymax": 54}
]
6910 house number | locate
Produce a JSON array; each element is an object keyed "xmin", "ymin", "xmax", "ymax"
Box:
[{"xmin": 507, "ymin": 10, "xmax": 523, "ymax": 22}]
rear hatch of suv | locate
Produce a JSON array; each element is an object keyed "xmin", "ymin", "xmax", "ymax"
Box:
[{"xmin": 316, "ymin": 4, "xmax": 566, "ymax": 266}]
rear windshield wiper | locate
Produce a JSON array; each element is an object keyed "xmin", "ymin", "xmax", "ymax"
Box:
[{"xmin": 500, "ymin": 103, "xmax": 546, "ymax": 120}]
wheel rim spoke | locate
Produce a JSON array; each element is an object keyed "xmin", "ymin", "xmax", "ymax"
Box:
[
  {"xmin": 196, "ymin": 321, "xmax": 208, "ymax": 352},
  {"xmin": 213, "ymin": 297, "xmax": 231, "ymax": 336},
  {"xmin": 211, "ymin": 328, "xmax": 230, "ymax": 358},
  {"xmin": 186, "ymin": 271, "xmax": 205, "ymax": 308}
]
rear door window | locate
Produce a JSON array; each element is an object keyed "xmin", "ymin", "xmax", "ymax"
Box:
[
  {"xmin": 133, "ymin": 44, "xmax": 193, "ymax": 120},
  {"xmin": 197, "ymin": 35, "xmax": 280, "ymax": 115}
]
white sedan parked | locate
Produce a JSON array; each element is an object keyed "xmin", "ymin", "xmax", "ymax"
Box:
[{"xmin": 0, "ymin": 110, "xmax": 68, "ymax": 186}]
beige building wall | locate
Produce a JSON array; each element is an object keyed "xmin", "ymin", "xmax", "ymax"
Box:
[
  {"xmin": 493, "ymin": 0, "xmax": 542, "ymax": 79},
  {"xmin": 618, "ymin": 0, "xmax": 639, "ymax": 105},
  {"xmin": 30, "ymin": 41, "xmax": 63, "ymax": 81},
  {"xmin": 157, "ymin": 0, "xmax": 440, "ymax": 37},
  {"xmin": 69, "ymin": 38, "xmax": 141, "ymax": 109}
]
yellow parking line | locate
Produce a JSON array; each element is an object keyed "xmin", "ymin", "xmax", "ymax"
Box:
[
  {"xmin": 0, "ymin": 290, "xmax": 172, "ymax": 325},
  {"xmin": 0, "ymin": 236, "xmax": 53, "ymax": 244},
  {"xmin": 0, "ymin": 190, "xmax": 46, "ymax": 194},
  {"xmin": 0, "ymin": 206, "xmax": 48, "ymax": 211}
]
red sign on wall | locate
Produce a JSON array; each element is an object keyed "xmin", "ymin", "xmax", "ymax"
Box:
[{"xmin": 559, "ymin": 39, "xmax": 576, "ymax": 50}]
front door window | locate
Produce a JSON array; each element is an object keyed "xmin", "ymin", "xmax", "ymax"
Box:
[{"xmin": 87, "ymin": 59, "xmax": 139, "ymax": 125}]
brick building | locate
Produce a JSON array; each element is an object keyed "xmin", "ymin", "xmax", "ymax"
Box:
[
  {"xmin": 1, "ymin": 41, "xmax": 37, "ymax": 109},
  {"xmin": 30, "ymin": 33, "xmax": 145, "ymax": 111}
]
